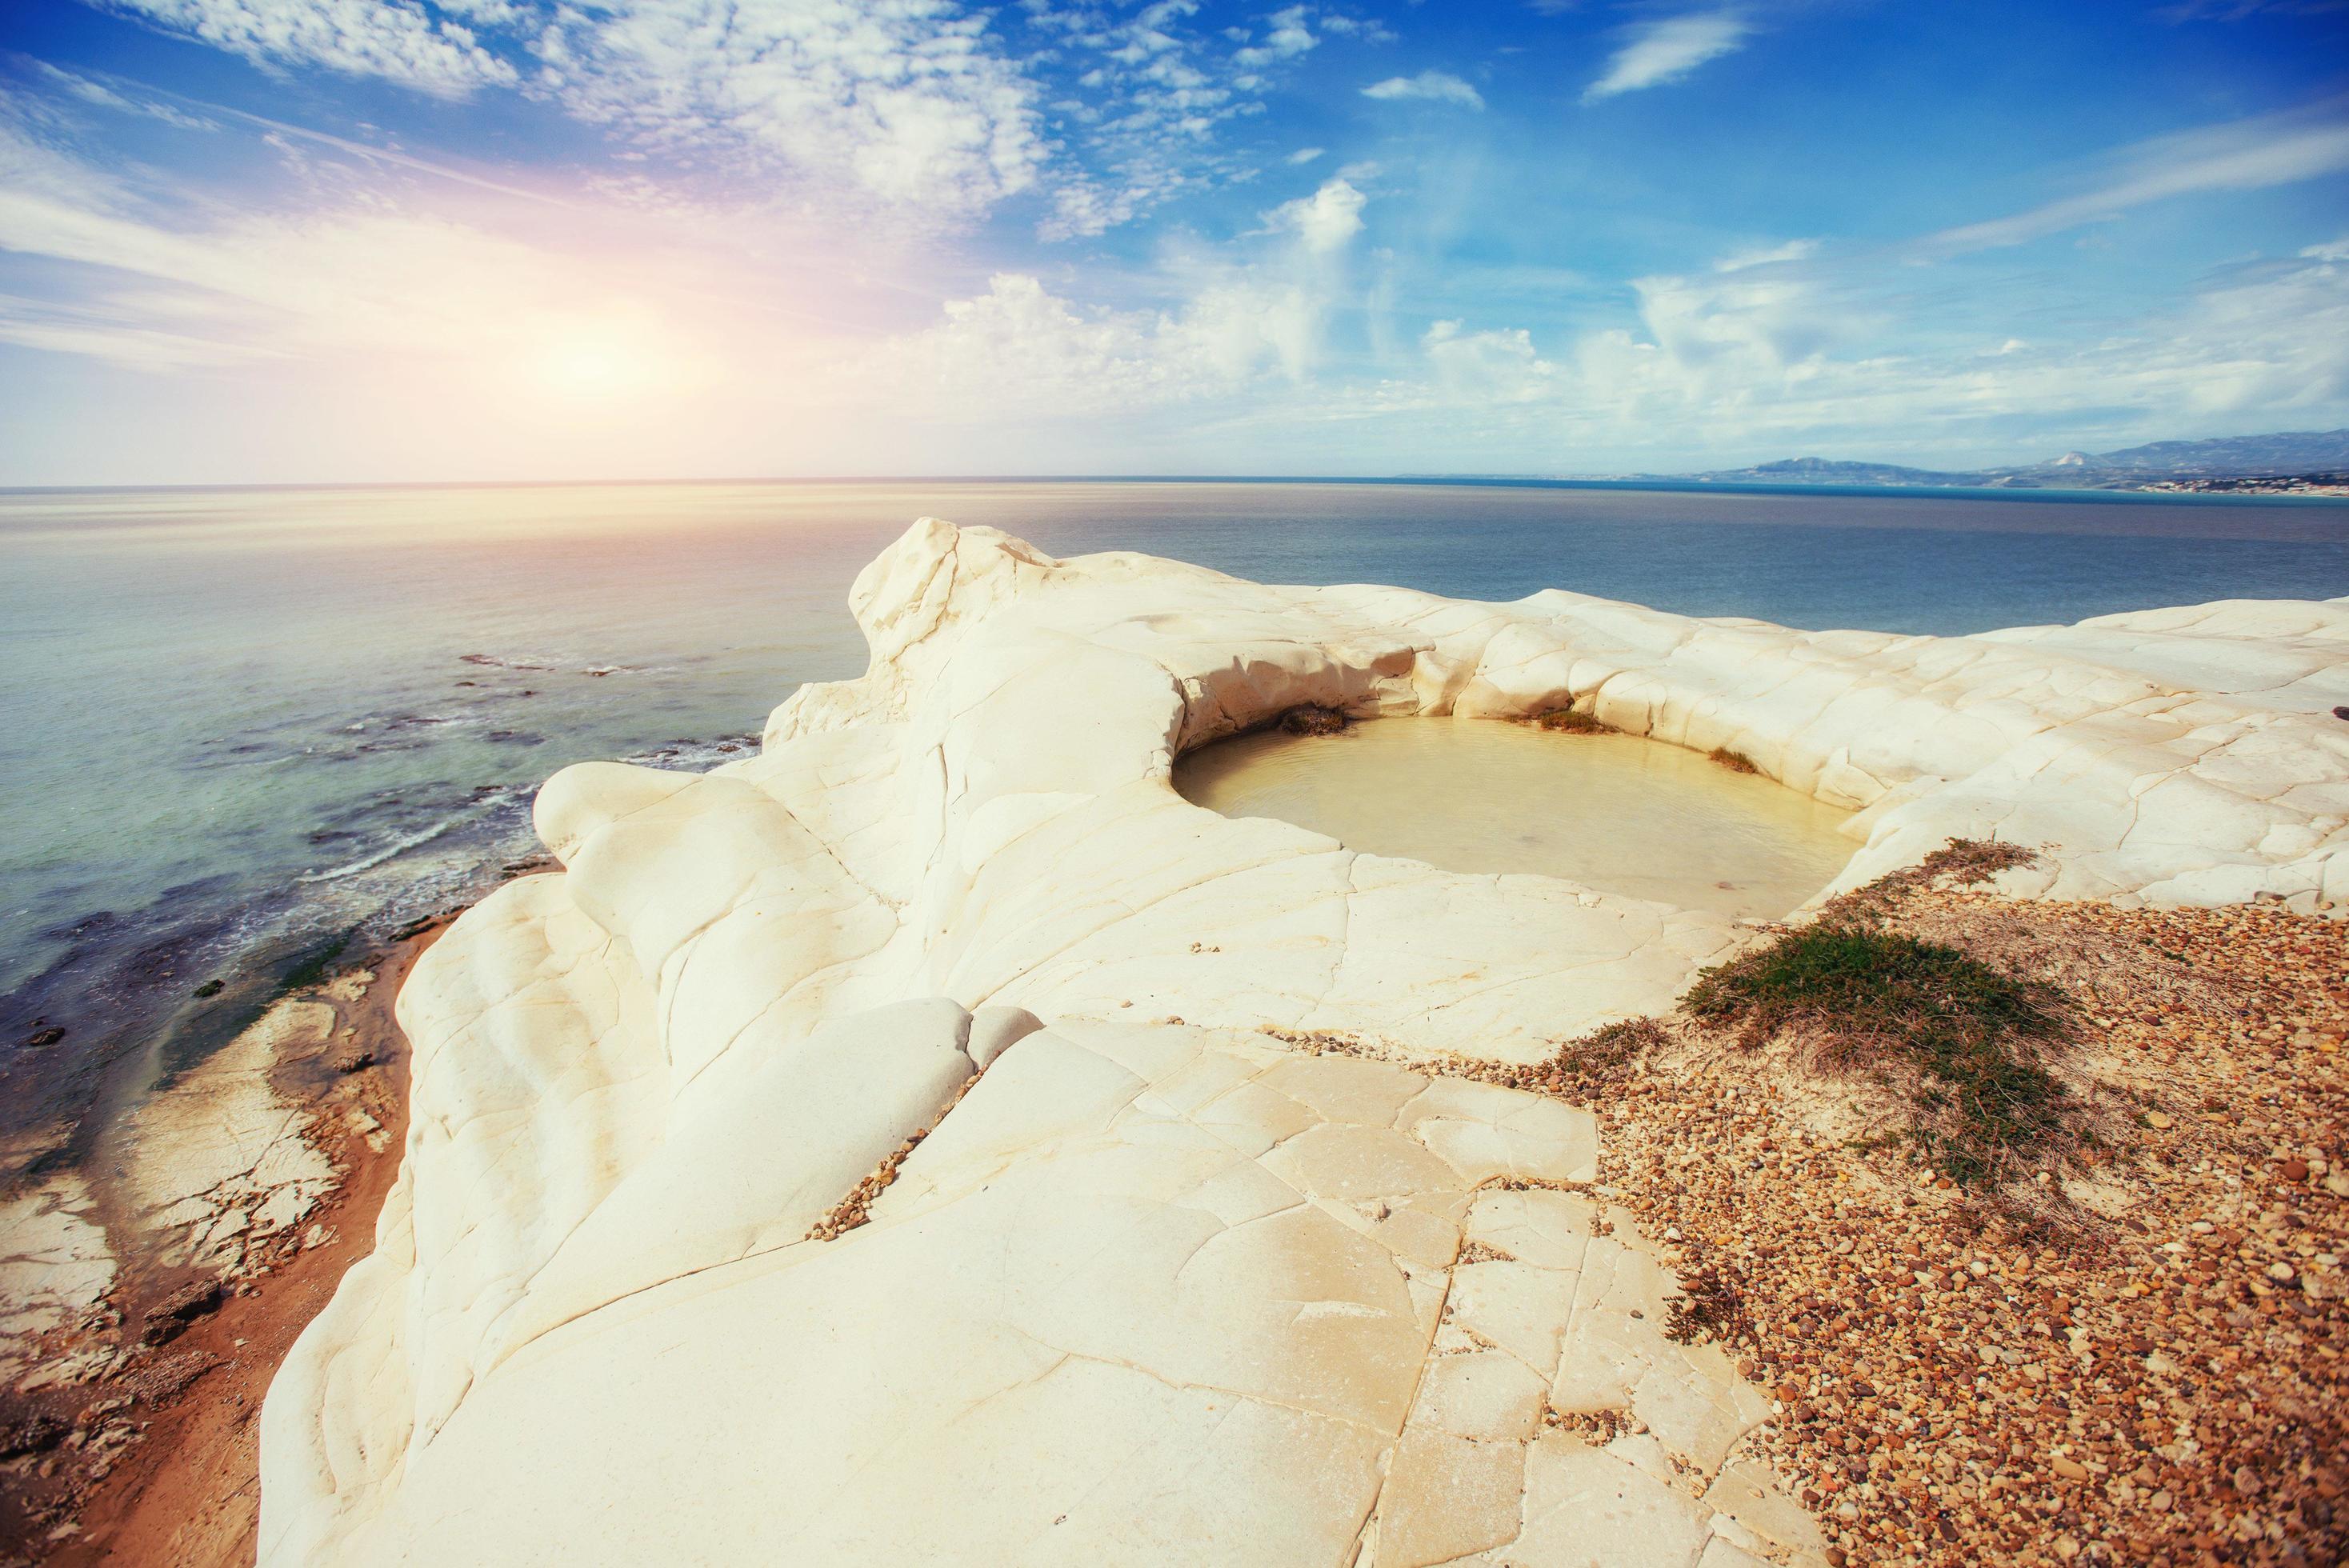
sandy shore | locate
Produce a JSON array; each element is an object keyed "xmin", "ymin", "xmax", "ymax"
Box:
[{"xmin": 0, "ymin": 911, "xmax": 452, "ymax": 1567}]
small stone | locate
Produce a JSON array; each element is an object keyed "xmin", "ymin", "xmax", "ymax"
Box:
[
  {"xmin": 2146, "ymin": 1111, "xmax": 2174, "ymax": 1130},
  {"xmin": 0, "ymin": 1414, "xmax": 67, "ymax": 1459},
  {"xmin": 2281, "ymin": 1158, "xmax": 2310, "ymax": 1182},
  {"xmin": 2051, "ymin": 1456, "xmax": 2087, "ymax": 1481},
  {"xmin": 140, "ymin": 1278, "xmax": 224, "ymax": 1346},
  {"xmin": 2267, "ymin": 1262, "xmax": 2295, "ymax": 1283}
]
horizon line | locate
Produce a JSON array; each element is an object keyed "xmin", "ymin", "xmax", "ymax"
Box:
[{"xmin": 0, "ymin": 473, "xmax": 2338, "ymax": 507}]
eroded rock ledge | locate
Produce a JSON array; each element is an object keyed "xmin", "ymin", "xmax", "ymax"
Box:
[{"xmin": 258, "ymin": 522, "xmax": 2349, "ymax": 1565}]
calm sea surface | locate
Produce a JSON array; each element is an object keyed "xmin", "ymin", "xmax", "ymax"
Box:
[{"xmin": 5, "ymin": 478, "xmax": 2347, "ymax": 1133}]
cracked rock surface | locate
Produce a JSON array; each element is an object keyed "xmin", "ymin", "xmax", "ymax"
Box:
[{"xmin": 258, "ymin": 522, "xmax": 2349, "ymax": 1564}]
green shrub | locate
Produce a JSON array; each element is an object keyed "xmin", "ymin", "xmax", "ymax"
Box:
[{"xmin": 1684, "ymin": 921, "xmax": 2071, "ymax": 1185}]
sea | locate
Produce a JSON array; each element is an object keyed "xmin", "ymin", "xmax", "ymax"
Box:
[{"xmin": 6, "ymin": 477, "xmax": 2348, "ymax": 1144}]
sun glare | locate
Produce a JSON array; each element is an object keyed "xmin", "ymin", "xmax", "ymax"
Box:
[{"xmin": 539, "ymin": 336, "xmax": 644, "ymax": 399}]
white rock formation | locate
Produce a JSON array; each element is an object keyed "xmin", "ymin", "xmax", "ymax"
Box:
[{"xmin": 261, "ymin": 521, "xmax": 2349, "ymax": 1565}]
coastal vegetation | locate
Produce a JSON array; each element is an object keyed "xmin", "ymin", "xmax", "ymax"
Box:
[
  {"xmin": 1273, "ymin": 702, "xmax": 1347, "ymax": 735},
  {"xmin": 1534, "ymin": 706, "xmax": 1614, "ymax": 734},
  {"xmin": 1684, "ymin": 917, "xmax": 2071, "ymax": 1186}
]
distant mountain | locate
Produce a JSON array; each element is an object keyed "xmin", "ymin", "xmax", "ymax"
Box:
[
  {"xmin": 1722, "ymin": 457, "xmax": 1979, "ymax": 486},
  {"xmin": 2055, "ymin": 430, "xmax": 2349, "ymax": 476},
  {"xmin": 1671, "ymin": 430, "xmax": 2349, "ymax": 492}
]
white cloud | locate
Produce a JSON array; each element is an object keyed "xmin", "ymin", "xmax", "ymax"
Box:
[
  {"xmin": 1030, "ymin": 1, "xmax": 1339, "ymax": 238},
  {"xmin": 1929, "ymin": 102, "xmax": 2349, "ymax": 252},
  {"xmin": 862, "ymin": 267, "xmax": 1343, "ymax": 418},
  {"xmin": 89, "ymin": 1, "xmax": 1056, "ymax": 228},
  {"xmin": 1583, "ymin": 11, "xmax": 1749, "ymax": 102},
  {"xmin": 29, "ymin": 63, "xmax": 219, "ymax": 130},
  {"xmin": 1267, "ymin": 176, "xmax": 1365, "ymax": 255},
  {"xmin": 541, "ymin": 0, "xmax": 1044, "ymax": 221},
  {"xmin": 1714, "ymin": 238, "xmax": 1816, "ymax": 272},
  {"xmin": 865, "ymin": 165, "xmax": 1375, "ymax": 416},
  {"xmin": 1233, "ymin": 5, "xmax": 1317, "ymax": 67},
  {"xmin": 1616, "ymin": 266, "xmax": 1853, "ymax": 382},
  {"xmin": 94, "ymin": 0, "xmax": 518, "ymax": 96},
  {"xmin": 1388, "ymin": 238, "xmax": 2349, "ymax": 464},
  {"xmin": 76, "ymin": 0, "xmax": 1348, "ymax": 237},
  {"xmin": 1287, "ymin": 146, "xmax": 1325, "ymax": 165},
  {"xmin": 1423, "ymin": 320, "xmax": 1555, "ymax": 402},
  {"xmin": 868, "ymin": 274, "xmax": 1222, "ymax": 414},
  {"xmin": 1362, "ymin": 70, "xmax": 1483, "ymax": 109}
]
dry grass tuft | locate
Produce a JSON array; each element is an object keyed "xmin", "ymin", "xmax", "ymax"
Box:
[
  {"xmin": 1664, "ymin": 1256, "xmax": 1759, "ymax": 1349},
  {"xmin": 1534, "ymin": 707, "xmax": 1615, "ymax": 734},
  {"xmin": 1275, "ymin": 703, "xmax": 1347, "ymax": 736},
  {"xmin": 1556, "ymin": 1016, "xmax": 1669, "ymax": 1087}
]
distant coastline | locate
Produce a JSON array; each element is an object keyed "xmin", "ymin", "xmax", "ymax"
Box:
[
  {"xmin": 10, "ymin": 427, "xmax": 2349, "ymax": 503},
  {"xmin": 1567, "ymin": 426, "xmax": 2349, "ymax": 498},
  {"xmin": 2140, "ymin": 472, "xmax": 2349, "ymax": 497},
  {"xmin": 10, "ymin": 472, "xmax": 2349, "ymax": 506}
]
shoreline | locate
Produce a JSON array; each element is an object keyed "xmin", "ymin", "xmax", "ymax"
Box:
[
  {"xmin": 18, "ymin": 879, "xmax": 2343, "ymax": 1564},
  {"xmin": 0, "ymin": 908, "xmax": 449, "ymax": 1566}
]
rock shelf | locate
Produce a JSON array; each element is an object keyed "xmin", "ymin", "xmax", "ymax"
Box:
[{"xmin": 257, "ymin": 521, "xmax": 2349, "ymax": 1565}]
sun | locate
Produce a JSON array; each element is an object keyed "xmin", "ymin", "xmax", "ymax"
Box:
[{"xmin": 537, "ymin": 335, "xmax": 646, "ymax": 399}]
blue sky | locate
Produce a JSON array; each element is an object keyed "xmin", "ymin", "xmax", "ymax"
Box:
[{"xmin": 1, "ymin": 0, "xmax": 2345, "ymax": 484}]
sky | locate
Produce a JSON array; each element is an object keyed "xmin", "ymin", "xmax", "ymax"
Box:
[{"xmin": 0, "ymin": 0, "xmax": 2346, "ymax": 485}]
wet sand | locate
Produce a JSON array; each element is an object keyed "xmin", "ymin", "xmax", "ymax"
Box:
[{"xmin": 0, "ymin": 911, "xmax": 449, "ymax": 1566}]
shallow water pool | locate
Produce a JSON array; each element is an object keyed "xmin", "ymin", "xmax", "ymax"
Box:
[{"xmin": 1174, "ymin": 718, "xmax": 1860, "ymax": 921}]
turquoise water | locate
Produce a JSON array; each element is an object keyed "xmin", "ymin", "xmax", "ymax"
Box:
[{"xmin": 4, "ymin": 478, "xmax": 2347, "ymax": 1134}]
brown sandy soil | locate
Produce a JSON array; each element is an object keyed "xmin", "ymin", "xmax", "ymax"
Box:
[
  {"xmin": 0, "ymin": 916, "xmax": 445, "ymax": 1568},
  {"xmin": 1464, "ymin": 888, "xmax": 2348, "ymax": 1566}
]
